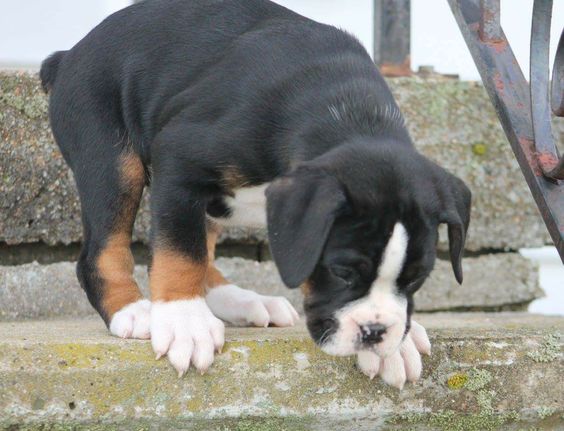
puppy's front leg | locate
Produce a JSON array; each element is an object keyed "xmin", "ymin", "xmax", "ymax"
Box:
[
  {"xmin": 149, "ymin": 172, "xmax": 224, "ymax": 376},
  {"xmin": 204, "ymin": 225, "xmax": 299, "ymax": 328}
]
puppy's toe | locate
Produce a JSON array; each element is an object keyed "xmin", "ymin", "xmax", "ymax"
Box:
[
  {"xmin": 264, "ymin": 296, "xmax": 298, "ymax": 327},
  {"xmin": 150, "ymin": 298, "xmax": 225, "ymax": 375},
  {"xmin": 206, "ymin": 284, "xmax": 298, "ymax": 327},
  {"xmin": 379, "ymin": 350, "xmax": 407, "ymax": 389},
  {"xmin": 191, "ymin": 334, "xmax": 216, "ymax": 372},
  {"xmin": 400, "ymin": 334, "xmax": 423, "ymax": 382},
  {"xmin": 242, "ymin": 298, "xmax": 270, "ymax": 327},
  {"xmin": 357, "ymin": 350, "xmax": 380, "ymax": 379},
  {"xmin": 109, "ymin": 299, "xmax": 151, "ymax": 339},
  {"xmin": 410, "ymin": 320, "xmax": 431, "ymax": 355},
  {"xmin": 209, "ymin": 319, "xmax": 226, "ymax": 353},
  {"xmin": 167, "ymin": 337, "xmax": 194, "ymax": 377}
]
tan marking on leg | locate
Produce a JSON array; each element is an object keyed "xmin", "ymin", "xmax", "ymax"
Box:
[
  {"xmin": 205, "ymin": 222, "xmax": 230, "ymax": 288},
  {"xmin": 99, "ymin": 152, "xmax": 145, "ymax": 318},
  {"xmin": 118, "ymin": 152, "xmax": 145, "ymax": 231},
  {"xmin": 98, "ymin": 233, "xmax": 142, "ymax": 317},
  {"xmin": 151, "ymin": 249, "xmax": 208, "ymax": 302},
  {"xmin": 207, "ymin": 265, "xmax": 229, "ymax": 288}
]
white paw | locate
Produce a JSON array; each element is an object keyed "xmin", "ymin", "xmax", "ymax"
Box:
[
  {"xmin": 357, "ymin": 320, "xmax": 431, "ymax": 389},
  {"xmin": 206, "ymin": 284, "xmax": 299, "ymax": 327},
  {"xmin": 109, "ymin": 299, "xmax": 151, "ymax": 339},
  {"xmin": 150, "ymin": 298, "xmax": 224, "ymax": 376}
]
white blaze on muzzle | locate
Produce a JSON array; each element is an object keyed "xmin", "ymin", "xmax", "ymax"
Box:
[{"xmin": 322, "ymin": 222, "xmax": 409, "ymax": 357}]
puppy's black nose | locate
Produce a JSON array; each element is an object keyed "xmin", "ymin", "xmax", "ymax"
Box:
[{"xmin": 360, "ymin": 323, "xmax": 387, "ymax": 345}]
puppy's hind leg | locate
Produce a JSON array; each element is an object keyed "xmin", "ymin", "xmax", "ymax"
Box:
[
  {"xmin": 204, "ymin": 223, "xmax": 299, "ymax": 328},
  {"xmin": 74, "ymin": 142, "xmax": 149, "ymax": 339}
]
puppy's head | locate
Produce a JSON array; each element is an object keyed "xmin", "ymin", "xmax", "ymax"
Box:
[{"xmin": 266, "ymin": 143, "xmax": 471, "ymax": 357}]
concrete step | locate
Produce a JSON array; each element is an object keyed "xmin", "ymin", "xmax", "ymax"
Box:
[
  {"xmin": 0, "ymin": 313, "xmax": 562, "ymax": 430},
  {"xmin": 0, "ymin": 255, "xmax": 542, "ymax": 321},
  {"xmin": 2, "ymin": 71, "xmax": 562, "ymax": 251}
]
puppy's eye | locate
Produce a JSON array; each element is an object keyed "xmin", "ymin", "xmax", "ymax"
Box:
[{"xmin": 330, "ymin": 265, "xmax": 357, "ymax": 283}]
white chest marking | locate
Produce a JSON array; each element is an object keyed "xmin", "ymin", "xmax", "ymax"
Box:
[{"xmin": 212, "ymin": 183, "xmax": 269, "ymax": 228}]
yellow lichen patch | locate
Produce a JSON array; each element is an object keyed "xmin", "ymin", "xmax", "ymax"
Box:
[
  {"xmin": 447, "ymin": 373, "xmax": 468, "ymax": 389},
  {"xmin": 51, "ymin": 343, "xmax": 154, "ymax": 368},
  {"xmin": 472, "ymin": 142, "xmax": 487, "ymax": 156}
]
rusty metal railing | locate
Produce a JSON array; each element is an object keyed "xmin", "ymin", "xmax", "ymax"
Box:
[
  {"xmin": 447, "ymin": 0, "xmax": 564, "ymax": 262},
  {"xmin": 373, "ymin": 0, "xmax": 412, "ymax": 76}
]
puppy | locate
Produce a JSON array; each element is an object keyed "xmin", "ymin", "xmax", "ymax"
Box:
[{"xmin": 41, "ymin": 0, "xmax": 470, "ymax": 387}]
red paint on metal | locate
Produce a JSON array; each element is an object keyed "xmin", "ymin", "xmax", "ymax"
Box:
[
  {"xmin": 519, "ymin": 137, "xmax": 543, "ymax": 176},
  {"xmin": 493, "ymin": 72, "xmax": 505, "ymax": 92},
  {"xmin": 537, "ymin": 152, "xmax": 561, "ymax": 172},
  {"xmin": 488, "ymin": 40, "xmax": 507, "ymax": 54}
]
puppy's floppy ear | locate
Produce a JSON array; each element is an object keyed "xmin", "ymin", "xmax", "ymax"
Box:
[
  {"xmin": 266, "ymin": 168, "xmax": 347, "ymax": 288},
  {"xmin": 439, "ymin": 174, "xmax": 472, "ymax": 284}
]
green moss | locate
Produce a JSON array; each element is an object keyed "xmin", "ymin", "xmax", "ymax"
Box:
[
  {"xmin": 464, "ymin": 368, "xmax": 493, "ymax": 391},
  {"xmin": 0, "ymin": 73, "xmax": 48, "ymax": 120},
  {"xmin": 428, "ymin": 409, "xmax": 519, "ymax": 431},
  {"xmin": 537, "ymin": 406, "xmax": 556, "ymax": 420},
  {"xmin": 476, "ymin": 390, "xmax": 495, "ymax": 415},
  {"xmin": 31, "ymin": 397, "xmax": 45, "ymax": 411},
  {"xmin": 447, "ymin": 373, "xmax": 468, "ymax": 389},
  {"xmin": 394, "ymin": 368, "xmax": 520, "ymax": 430},
  {"xmin": 0, "ymin": 418, "xmax": 312, "ymax": 431},
  {"xmin": 229, "ymin": 417, "xmax": 309, "ymax": 431},
  {"xmin": 527, "ymin": 333, "xmax": 561, "ymax": 363}
]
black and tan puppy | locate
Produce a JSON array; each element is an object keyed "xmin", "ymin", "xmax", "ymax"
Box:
[{"xmin": 41, "ymin": 0, "xmax": 470, "ymax": 387}]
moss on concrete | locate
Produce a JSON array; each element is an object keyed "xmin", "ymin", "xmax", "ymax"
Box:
[
  {"xmin": 464, "ymin": 368, "xmax": 493, "ymax": 391},
  {"xmin": 0, "ymin": 72, "xmax": 48, "ymax": 120},
  {"xmin": 527, "ymin": 333, "xmax": 561, "ymax": 363},
  {"xmin": 536, "ymin": 406, "xmax": 556, "ymax": 420},
  {"xmin": 0, "ymin": 417, "xmax": 313, "ymax": 431},
  {"xmin": 1, "ymin": 318, "xmax": 563, "ymax": 430}
]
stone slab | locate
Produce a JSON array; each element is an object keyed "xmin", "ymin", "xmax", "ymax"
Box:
[
  {"xmin": 0, "ymin": 254, "xmax": 541, "ymax": 321},
  {"xmin": 2, "ymin": 72, "xmax": 562, "ymax": 250},
  {"xmin": 0, "ymin": 314, "xmax": 562, "ymax": 430}
]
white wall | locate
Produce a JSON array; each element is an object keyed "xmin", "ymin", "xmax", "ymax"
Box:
[
  {"xmin": 0, "ymin": 0, "xmax": 130, "ymax": 67},
  {"xmin": 1, "ymin": 1, "xmax": 563, "ymax": 80}
]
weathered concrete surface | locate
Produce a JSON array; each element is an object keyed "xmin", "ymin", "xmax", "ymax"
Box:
[
  {"xmin": 0, "ymin": 254, "xmax": 541, "ymax": 321},
  {"xmin": 1, "ymin": 71, "xmax": 561, "ymax": 251},
  {"xmin": 0, "ymin": 314, "xmax": 562, "ymax": 430}
]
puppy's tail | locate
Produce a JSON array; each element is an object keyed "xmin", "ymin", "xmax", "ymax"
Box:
[{"xmin": 39, "ymin": 50, "xmax": 67, "ymax": 93}]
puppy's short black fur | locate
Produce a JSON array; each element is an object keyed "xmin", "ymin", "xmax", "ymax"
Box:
[{"xmin": 41, "ymin": 0, "xmax": 470, "ymax": 344}]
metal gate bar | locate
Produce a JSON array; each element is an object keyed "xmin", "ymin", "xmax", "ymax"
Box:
[
  {"xmin": 448, "ymin": 0, "xmax": 564, "ymax": 262},
  {"xmin": 373, "ymin": 0, "xmax": 411, "ymax": 76}
]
